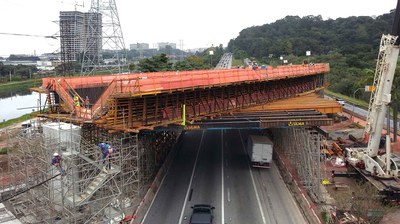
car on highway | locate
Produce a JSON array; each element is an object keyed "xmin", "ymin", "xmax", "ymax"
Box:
[
  {"xmin": 335, "ymin": 98, "xmax": 345, "ymax": 106},
  {"xmin": 189, "ymin": 204, "xmax": 215, "ymax": 224}
]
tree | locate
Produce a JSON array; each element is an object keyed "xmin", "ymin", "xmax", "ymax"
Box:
[
  {"xmin": 128, "ymin": 63, "xmax": 136, "ymax": 72},
  {"xmin": 137, "ymin": 53, "xmax": 173, "ymax": 72},
  {"xmin": 55, "ymin": 62, "xmax": 81, "ymax": 76},
  {"xmin": 173, "ymin": 55, "xmax": 208, "ymax": 71}
]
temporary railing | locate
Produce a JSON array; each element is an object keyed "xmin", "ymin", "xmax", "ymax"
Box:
[
  {"xmin": 53, "ymin": 80, "xmax": 75, "ymax": 112},
  {"xmin": 91, "ymin": 78, "xmax": 118, "ymax": 118}
]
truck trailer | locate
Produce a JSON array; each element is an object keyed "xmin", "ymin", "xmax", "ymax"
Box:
[{"xmin": 247, "ymin": 135, "xmax": 273, "ymax": 168}]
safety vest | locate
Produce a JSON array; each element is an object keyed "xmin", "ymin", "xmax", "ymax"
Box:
[{"xmin": 74, "ymin": 96, "xmax": 80, "ymax": 107}]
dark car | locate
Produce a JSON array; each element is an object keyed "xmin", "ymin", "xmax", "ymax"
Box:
[{"xmin": 189, "ymin": 204, "xmax": 215, "ymax": 224}]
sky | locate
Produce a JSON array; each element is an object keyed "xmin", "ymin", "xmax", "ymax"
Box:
[{"xmin": 0, "ymin": 0, "xmax": 398, "ymax": 57}]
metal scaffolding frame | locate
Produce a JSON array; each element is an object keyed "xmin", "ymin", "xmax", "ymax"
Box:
[
  {"xmin": 2, "ymin": 121, "xmax": 178, "ymax": 223},
  {"xmin": 272, "ymin": 127, "xmax": 323, "ymax": 202}
]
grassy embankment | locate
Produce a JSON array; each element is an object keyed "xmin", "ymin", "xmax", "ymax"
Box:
[{"xmin": 324, "ymin": 89, "xmax": 369, "ymax": 109}]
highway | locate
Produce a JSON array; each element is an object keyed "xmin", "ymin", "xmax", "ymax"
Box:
[
  {"xmin": 344, "ymin": 102, "xmax": 400, "ymax": 131},
  {"xmin": 215, "ymin": 53, "xmax": 233, "ymax": 69},
  {"xmin": 142, "ymin": 129, "xmax": 306, "ymax": 224}
]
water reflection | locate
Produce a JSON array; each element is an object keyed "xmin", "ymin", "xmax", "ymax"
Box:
[
  {"xmin": 0, "ymin": 89, "xmax": 31, "ymax": 99},
  {"xmin": 0, "ymin": 92, "xmax": 46, "ymax": 122}
]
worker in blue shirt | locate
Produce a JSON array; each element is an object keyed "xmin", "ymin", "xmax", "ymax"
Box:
[
  {"xmin": 98, "ymin": 143, "xmax": 116, "ymax": 171},
  {"xmin": 51, "ymin": 152, "xmax": 63, "ymax": 174}
]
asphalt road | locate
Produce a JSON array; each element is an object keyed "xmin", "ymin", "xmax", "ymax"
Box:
[
  {"xmin": 142, "ymin": 129, "xmax": 306, "ymax": 224},
  {"xmin": 344, "ymin": 102, "xmax": 400, "ymax": 130}
]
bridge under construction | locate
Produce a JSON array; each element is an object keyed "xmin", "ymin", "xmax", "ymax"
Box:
[{"xmin": 0, "ymin": 63, "xmax": 342, "ymax": 223}]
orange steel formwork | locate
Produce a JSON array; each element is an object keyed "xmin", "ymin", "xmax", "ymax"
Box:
[
  {"xmin": 38, "ymin": 63, "xmax": 330, "ymax": 131},
  {"xmin": 242, "ymin": 92, "xmax": 342, "ymax": 114}
]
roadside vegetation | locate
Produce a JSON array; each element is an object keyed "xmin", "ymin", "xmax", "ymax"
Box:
[{"xmin": 0, "ymin": 113, "xmax": 37, "ymax": 129}]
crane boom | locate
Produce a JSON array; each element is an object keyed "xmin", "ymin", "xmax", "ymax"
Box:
[
  {"xmin": 364, "ymin": 34, "xmax": 399, "ymax": 157},
  {"xmin": 346, "ymin": 0, "xmax": 400, "ymax": 179}
]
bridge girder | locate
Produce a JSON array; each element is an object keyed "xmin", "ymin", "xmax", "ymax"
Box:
[{"xmin": 98, "ymin": 74, "xmax": 326, "ymax": 131}]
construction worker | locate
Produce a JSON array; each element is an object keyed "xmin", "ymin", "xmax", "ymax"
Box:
[
  {"xmin": 51, "ymin": 152, "xmax": 63, "ymax": 174},
  {"xmin": 74, "ymin": 95, "xmax": 80, "ymax": 107},
  {"xmin": 98, "ymin": 142, "xmax": 110, "ymax": 152},
  {"xmin": 98, "ymin": 143, "xmax": 116, "ymax": 171},
  {"xmin": 84, "ymin": 96, "xmax": 90, "ymax": 109}
]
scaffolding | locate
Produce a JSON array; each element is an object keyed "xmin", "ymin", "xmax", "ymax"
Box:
[
  {"xmin": 272, "ymin": 127, "xmax": 323, "ymax": 202},
  {"xmin": 1, "ymin": 121, "xmax": 179, "ymax": 223}
]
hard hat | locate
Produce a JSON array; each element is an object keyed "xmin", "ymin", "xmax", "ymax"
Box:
[{"xmin": 53, "ymin": 152, "xmax": 59, "ymax": 156}]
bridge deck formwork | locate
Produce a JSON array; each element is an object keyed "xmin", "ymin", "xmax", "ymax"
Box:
[{"xmin": 36, "ymin": 64, "xmax": 330, "ymax": 132}]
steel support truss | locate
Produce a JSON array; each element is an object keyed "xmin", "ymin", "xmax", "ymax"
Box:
[{"xmin": 101, "ymin": 74, "xmax": 324, "ymax": 131}]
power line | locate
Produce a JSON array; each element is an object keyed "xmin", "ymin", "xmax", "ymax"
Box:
[{"xmin": 0, "ymin": 32, "xmax": 57, "ymax": 39}]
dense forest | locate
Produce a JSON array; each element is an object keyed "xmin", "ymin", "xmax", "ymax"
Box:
[{"xmin": 226, "ymin": 10, "xmax": 396, "ymax": 98}]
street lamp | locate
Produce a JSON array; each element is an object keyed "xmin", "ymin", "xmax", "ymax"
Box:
[
  {"xmin": 209, "ymin": 50, "xmax": 214, "ymax": 69},
  {"xmin": 306, "ymin": 50, "xmax": 311, "ymax": 64},
  {"xmin": 352, "ymin": 87, "xmax": 365, "ymax": 121},
  {"xmin": 279, "ymin": 56, "xmax": 283, "ymax": 65}
]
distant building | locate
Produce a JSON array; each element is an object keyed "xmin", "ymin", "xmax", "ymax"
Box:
[
  {"xmin": 59, "ymin": 11, "xmax": 102, "ymax": 63},
  {"xmin": 130, "ymin": 43, "xmax": 149, "ymax": 50},
  {"xmin": 158, "ymin": 42, "xmax": 176, "ymax": 50},
  {"xmin": 4, "ymin": 54, "xmax": 40, "ymax": 66},
  {"xmin": 4, "ymin": 54, "xmax": 56, "ymax": 70},
  {"xmin": 39, "ymin": 53, "xmax": 60, "ymax": 61}
]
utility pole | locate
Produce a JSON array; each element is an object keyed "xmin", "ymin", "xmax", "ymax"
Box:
[{"xmin": 81, "ymin": 0, "xmax": 127, "ymax": 75}]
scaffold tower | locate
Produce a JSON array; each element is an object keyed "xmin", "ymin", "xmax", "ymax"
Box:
[
  {"xmin": 81, "ymin": 0, "xmax": 127, "ymax": 75},
  {"xmin": 1, "ymin": 121, "xmax": 178, "ymax": 223},
  {"xmin": 272, "ymin": 127, "xmax": 323, "ymax": 202}
]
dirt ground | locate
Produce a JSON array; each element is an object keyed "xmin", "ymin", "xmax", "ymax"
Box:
[{"xmin": 320, "ymin": 113, "xmax": 400, "ymax": 223}]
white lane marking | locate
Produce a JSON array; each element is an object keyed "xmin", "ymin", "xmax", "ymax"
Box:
[
  {"xmin": 178, "ymin": 131, "xmax": 205, "ymax": 224},
  {"xmin": 221, "ymin": 130, "xmax": 225, "ymax": 224},
  {"xmin": 227, "ymin": 187, "xmax": 231, "ymax": 203},
  {"xmin": 239, "ymin": 130, "xmax": 267, "ymax": 224}
]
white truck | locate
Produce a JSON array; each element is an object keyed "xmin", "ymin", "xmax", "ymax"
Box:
[{"xmin": 247, "ymin": 135, "xmax": 273, "ymax": 168}]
